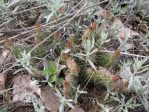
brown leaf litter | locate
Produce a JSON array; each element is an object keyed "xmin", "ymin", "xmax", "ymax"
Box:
[{"xmin": 12, "ymin": 75, "xmax": 60, "ymax": 111}]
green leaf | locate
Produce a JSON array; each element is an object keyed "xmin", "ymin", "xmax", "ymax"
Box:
[
  {"xmin": 87, "ymin": 59, "xmax": 97, "ymax": 71},
  {"xmin": 133, "ymin": 57, "xmax": 149, "ymax": 74},
  {"xmin": 66, "ymin": 102, "xmax": 74, "ymax": 109},
  {"xmin": 51, "ymin": 75, "xmax": 57, "ymax": 83},
  {"xmin": 100, "ymin": 31, "xmax": 108, "ymax": 46},
  {"xmin": 44, "ymin": 61, "xmax": 57, "ymax": 76},
  {"xmin": 83, "ymin": 36, "xmax": 95, "ymax": 54},
  {"xmin": 59, "ymin": 104, "xmax": 64, "ymax": 112}
]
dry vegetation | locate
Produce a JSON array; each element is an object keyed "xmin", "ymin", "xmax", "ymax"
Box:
[{"xmin": 0, "ymin": 0, "xmax": 149, "ymax": 112}]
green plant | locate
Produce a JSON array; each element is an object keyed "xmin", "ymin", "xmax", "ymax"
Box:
[
  {"xmin": 55, "ymin": 88, "xmax": 74, "ymax": 112},
  {"xmin": 120, "ymin": 57, "xmax": 149, "ymax": 92},
  {"xmin": 73, "ymin": 85, "xmax": 87, "ymax": 104},
  {"xmin": 110, "ymin": 93, "xmax": 140, "ymax": 112},
  {"xmin": 36, "ymin": 0, "xmax": 65, "ymax": 23},
  {"xmin": 43, "ymin": 61, "xmax": 57, "ymax": 81},
  {"xmin": 99, "ymin": 30, "xmax": 109, "ymax": 46},
  {"xmin": 0, "ymin": 0, "xmax": 12, "ymax": 28},
  {"xmin": 83, "ymin": 37, "xmax": 98, "ymax": 71},
  {"xmin": 73, "ymin": 36, "xmax": 98, "ymax": 71},
  {"xmin": 119, "ymin": 34, "xmax": 133, "ymax": 52},
  {"xmin": 43, "ymin": 61, "xmax": 63, "ymax": 85},
  {"xmin": 97, "ymin": 52, "xmax": 115, "ymax": 68},
  {"xmin": 99, "ymin": 103, "xmax": 113, "ymax": 112},
  {"xmin": 16, "ymin": 50, "xmax": 33, "ymax": 74},
  {"xmin": 135, "ymin": 0, "xmax": 149, "ymax": 19},
  {"xmin": 109, "ymin": 0, "xmax": 129, "ymax": 16},
  {"xmin": 139, "ymin": 93, "xmax": 149, "ymax": 111},
  {"xmin": 0, "ymin": 0, "xmax": 9, "ymax": 14},
  {"xmin": 32, "ymin": 95, "xmax": 46, "ymax": 112}
]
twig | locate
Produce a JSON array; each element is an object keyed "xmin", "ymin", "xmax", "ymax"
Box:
[
  {"xmin": 0, "ymin": 5, "xmax": 45, "ymax": 17},
  {"xmin": 100, "ymin": 50, "xmax": 148, "ymax": 58},
  {"xmin": 0, "ymin": 63, "xmax": 16, "ymax": 76}
]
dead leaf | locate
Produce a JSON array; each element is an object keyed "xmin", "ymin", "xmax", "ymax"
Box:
[
  {"xmin": 66, "ymin": 37, "xmax": 73, "ymax": 49},
  {"xmin": 38, "ymin": 86, "xmax": 60, "ymax": 112},
  {"xmin": 58, "ymin": 7, "xmax": 65, "ymax": 13},
  {"xmin": 34, "ymin": 36, "xmax": 40, "ymax": 45},
  {"xmin": 0, "ymin": 49, "xmax": 11, "ymax": 66},
  {"xmin": 53, "ymin": 31, "xmax": 61, "ymax": 42},
  {"xmin": 5, "ymin": 38, "xmax": 12, "ymax": 48},
  {"xmin": 31, "ymin": 69, "xmax": 44, "ymax": 78},
  {"xmin": 12, "ymin": 75, "xmax": 39, "ymax": 103},
  {"xmin": 82, "ymin": 28, "xmax": 92, "ymax": 43},
  {"xmin": 89, "ymin": 21, "xmax": 96, "ymax": 30},
  {"xmin": 66, "ymin": 57, "xmax": 80, "ymax": 74},
  {"xmin": 34, "ymin": 22, "xmax": 42, "ymax": 45},
  {"xmin": 0, "ymin": 50, "xmax": 9, "ymax": 91},
  {"xmin": 35, "ymin": 22, "xmax": 41, "ymax": 33},
  {"xmin": 138, "ymin": 23, "xmax": 148, "ymax": 32},
  {"xmin": 63, "ymin": 80, "xmax": 71, "ymax": 97},
  {"xmin": 2, "ymin": 49, "xmax": 9, "ymax": 58},
  {"xmin": 12, "ymin": 75, "xmax": 60, "ymax": 111},
  {"xmin": 0, "ymin": 64, "xmax": 2, "ymax": 71},
  {"xmin": 111, "ymin": 75, "xmax": 121, "ymax": 81},
  {"xmin": 68, "ymin": 105, "xmax": 85, "ymax": 112},
  {"xmin": 113, "ymin": 18, "xmax": 139, "ymax": 39},
  {"xmin": 114, "ymin": 49, "xmax": 121, "ymax": 58}
]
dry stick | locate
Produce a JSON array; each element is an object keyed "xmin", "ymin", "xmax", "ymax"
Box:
[
  {"xmin": 100, "ymin": 50, "xmax": 148, "ymax": 58},
  {"xmin": 0, "ymin": 63, "xmax": 16, "ymax": 76},
  {"xmin": 0, "ymin": 4, "xmax": 45, "ymax": 17},
  {"xmin": 29, "ymin": 0, "xmax": 86, "ymax": 53},
  {"xmin": 0, "ymin": 19, "xmax": 13, "ymax": 28},
  {"xmin": 13, "ymin": 4, "xmax": 45, "ymax": 15},
  {"xmin": 68, "ymin": 0, "xmax": 83, "ymax": 13}
]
